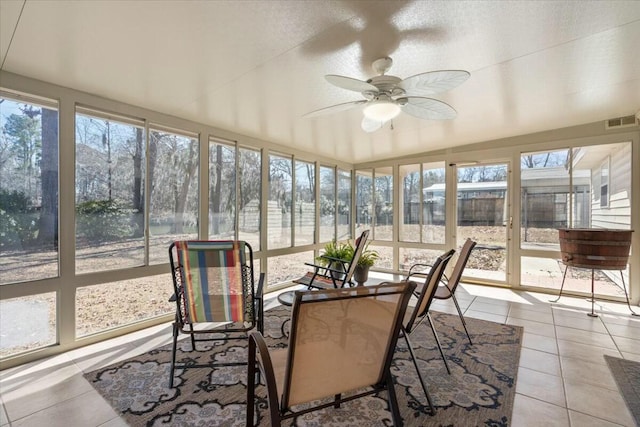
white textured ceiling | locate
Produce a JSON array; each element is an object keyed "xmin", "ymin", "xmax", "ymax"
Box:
[{"xmin": 1, "ymin": 0, "xmax": 639, "ymax": 163}]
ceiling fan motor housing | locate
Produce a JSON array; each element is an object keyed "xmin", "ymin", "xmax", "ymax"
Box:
[{"xmin": 366, "ymin": 75, "xmax": 403, "ymax": 94}]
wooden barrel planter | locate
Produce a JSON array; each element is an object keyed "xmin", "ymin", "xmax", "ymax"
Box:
[{"xmin": 558, "ymin": 228, "xmax": 633, "ymax": 270}]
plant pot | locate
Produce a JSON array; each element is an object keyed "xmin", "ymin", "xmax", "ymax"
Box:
[
  {"xmin": 353, "ymin": 265, "xmax": 369, "ymax": 286},
  {"xmin": 329, "ymin": 261, "xmax": 346, "ymax": 280}
]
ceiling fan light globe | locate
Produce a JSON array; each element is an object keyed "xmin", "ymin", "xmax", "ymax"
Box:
[{"xmin": 363, "ymin": 100, "xmax": 401, "ymax": 122}]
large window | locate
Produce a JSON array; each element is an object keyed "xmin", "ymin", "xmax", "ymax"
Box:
[
  {"xmin": 0, "ymin": 293, "xmax": 56, "ymax": 357},
  {"xmin": 337, "ymin": 169, "xmax": 351, "ymax": 240},
  {"xmin": 520, "ymin": 142, "xmax": 632, "ymax": 297},
  {"xmin": 294, "ymin": 160, "xmax": 315, "ymax": 246},
  {"xmin": 268, "ymin": 153, "xmax": 292, "ymax": 249},
  {"xmin": 355, "ymin": 170, "xmax": 372, "ymax": 237},
  {"xmin": 75, "ymin": 109, "xmax": 146, "ymax": 273},
  {"xmin": 399, "ymin": 162, "xmax": 446, "ymax": 244},
  {"xmin": 520, "ymin": 149, "xmax": 572, "ymax": 249},
  {"xmin": 319, "ymin": 166, "xmax": 336, "ymax": 242},
  {"xmin": 209, "ymin": 139, "xmax": 236, "ymax": 240},
  {"xmin": 238, "ymin": 147, "xmax": 261, "ymax": 250},
  {"xmin": 0, "ymin": 94, "xmax": 59, "ymax": 285},
  {"xmin": 76, "ymin": 274, "xmax": 173, "ymax": 337},
  {"xmin": 148, "ymin": 127, "xmax": 199, "ymax": 265},
  {"xmin": 374, "ymin": 167, "xmax": 393, "ymax": 241}
]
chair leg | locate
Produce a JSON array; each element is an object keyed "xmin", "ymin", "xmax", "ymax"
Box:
[
  {"xmin": 402, "ymin": 331, "xmax": 436, "ymax": 415},
  {"xmin": 169, "ymin": 322, "xmax": 179, "ymax": 388},
  {"xmin": 451, "ymin": 294, "xmax": 472, "ymax": 345},
  {"xmin": 246, "ymin": 340, "xmax": 256, "ymax": 426},
  {"xmin": 426, "ymin": 313, "xmax": 451, "ymax": 374},
  {"xmin": 385, "ymin": 370, "xmax": 404, "ymax": 426},
  {"xmin": 188, "ymin": 323, "xmax": 196, "ymax": 350}
]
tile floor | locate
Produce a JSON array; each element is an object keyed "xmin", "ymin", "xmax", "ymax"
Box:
[{"xmin": 1, "ymin": 279, "xmax": 639, "ymax": 427}]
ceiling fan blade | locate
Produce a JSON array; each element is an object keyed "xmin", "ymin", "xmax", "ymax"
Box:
[
  {"xmin": 399, "ymin": 70, "xmax": 470, "ymax": 96},
  {"xmin": 326, "ymin": 75, "xmax": 379, "ymax": 93},
  {"xmin": 398, "ymin": 97, "xmax": 457, "ymax": 120},
  {"xmin": 361, "ymin": 116, "xmax": 385, "ymax": 133},
  {"xmin": 303, "ymin": 100, "xmax": 367, "ymax": 118}
]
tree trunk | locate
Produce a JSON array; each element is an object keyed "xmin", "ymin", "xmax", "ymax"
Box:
[
  {"xmin": 36, "ymin": 109, "xmax": 58, "ymax": 249},
  {"xmin": 174, "ymin": 140, "xmax": 197, "ymax": 234},
  {"xmin": 210, "ymin": 144, "xmax": 222, "ymax": 234},
  {"xmin": 132, "ymin": 128, "xmax": 144, "ymax": 236}
]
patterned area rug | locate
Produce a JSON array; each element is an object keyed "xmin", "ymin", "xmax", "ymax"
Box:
[
  {"xmin": 84, "ymin": 307, "xmax": 523, "ymax": 426},
  {"xmin": 605, "ymin": 355, "xmax": 640, "ymax": 426}
]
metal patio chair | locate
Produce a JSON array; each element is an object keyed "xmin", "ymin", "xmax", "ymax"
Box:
[
  {"xmin": 293, "ymin": 229, "xmax": 370, "ymax": 289},
  {"xmin": 246, "ymin": 281, "xmax": 416, "ymax": 426},
  {"xmin": 168, "ymin": 240, "xmax": 264, "ymax": 388}
]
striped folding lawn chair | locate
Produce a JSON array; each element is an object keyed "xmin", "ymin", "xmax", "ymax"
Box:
[{"xmin": 168, "ymin": 240, "xmax": 264, "ymax": 388}]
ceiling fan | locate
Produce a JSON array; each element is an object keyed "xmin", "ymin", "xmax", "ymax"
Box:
[{"xmin": 305, "ymin": 57, "xmax": 470, "ymax": 132}]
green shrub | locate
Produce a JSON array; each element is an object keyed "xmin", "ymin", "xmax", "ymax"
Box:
[
  {"xmin": 0, "ymin": 190, "xmax": 38, "ymax": 250},
  {"xmin": 76, "ymin": 199, "xmax": 137, "ymax": 242}
]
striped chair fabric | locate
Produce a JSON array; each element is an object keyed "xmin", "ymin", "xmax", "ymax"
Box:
[{"xmin": 175, "ymin": 240, "xmax": 247, "ymax": 323}]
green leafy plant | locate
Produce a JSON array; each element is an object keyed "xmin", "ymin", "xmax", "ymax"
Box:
[
  {"xmin": 315, "ymin": 239, "xmax": 351, "ymax": 266},
  {"xmin": 76, "ymin": 199, "xmax": 137, "ymax": 242},
  {"xmin": 345, "ymin": 240, "xmax": 379, "ymax": 268}
]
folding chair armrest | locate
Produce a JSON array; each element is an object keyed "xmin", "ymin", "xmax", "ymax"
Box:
[
  {"xmin": 319, "ymin": 255, "xmax": 349, "ymax": 264},
  {"xmin": 407, "ymin": 263, "xmax": 449, "ymax": 283},
  {"xmin": 247, "ymin": 331, "xmax": 280, "ymax": 425},
  {"xmin": 303, "ymin": 262, "xmax": 345, "ymax": 275},
  {"xmin": 254, "ymin": 273, "xmax": 266, "ymax": 334},
  {"xmin": 255, "ymin": 272, "xmax": 266, "ymax": 300},
  {"xmin": 304, "ymin": 262, "xmax": 324, "ymax": 270}
]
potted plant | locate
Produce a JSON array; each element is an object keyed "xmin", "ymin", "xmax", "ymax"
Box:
[
  {"xmin": 316, "ymin": 239, "xmax": 351, "ymax": 279},
  {"xmin": 346, "ymin": 240, "xmax": 379, "ymax": 285}
]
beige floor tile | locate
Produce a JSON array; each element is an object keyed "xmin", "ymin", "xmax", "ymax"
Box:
[
  {"xmin": 522, "ymin": 332, "xmax": 558, "ymax": 354},
  {"xmin": 515, "ymin": 367, "xmax": 566, "ymax": 407},
  {"xmin": 556, "ymin": 339, "xmax": 621, "ymax": 365},
  {"xmin": 506, "ymin": 318, "xmax": 556, "ymax": 338},
  {"xmin": 0, "ymin": 353, "xmax": 74, "ymax": 384},
  {"xmin": 611, "ymin": 335, "xmax": 640, "ymax": 355},
  {"xmin": 3, "ymin": 364, "xmax": 93, "ymax": 421},
  {"xmin": 463, "ymin": 309, "xmax": 506, "ymax": 323},
  {"xmin": 519, "ymin": 347, "xmax": 561, "ymax": 376},
  {"xmin": 568, "ymin": 410, "xmax": 627, "ymax": 427},
  {"xmin": 605, "ymin": 323, "xmax": 640, "ymax": 340},
  {"xmin": 0, "ymin": 401, "xmax": 8, "ymax": 427},
  {"xmin": 600, "ymin": 313, "xmax": 640, "ymax": 329},
  {"xmin": 621, "ymin": 352, "xmax": 640, "ymax": 362},
  {"xmin": 510, "ymin": 393, "xmax": 570, "ymax": 427},
  {"xmin": 470, "ymin": 297, "xmax": 511, "ymax": 309},
  {"xmin": 564, "ymin": 378, "xmax": 635, "ymax": 426},
  {"xmin": 555, "ymin": 326, "xmax": 616, "ymax": 349},
  {"xmin": 552, "ymin": 314, "xmax": 608, "ymax": 334},
  {"xmin": 560, "ymin": 357, "xmax": 618, "ymax": 391},
  {"xmin": 467, "ymin": 301, "xmax": 510, "ymax": 316},
  {"xmin": 98, "ymin": 416, "xmax": 129, "ymax": 427},
  {"xmin": 512, "ymin": 297, "xmax": 554, "ymax": 312},
  {"xmin": 11, "ymin": 390, "xmax": 118, "ymax": 427},
  {"xmin": 508, "ymin": 306, "xmax": 554, "ymax": 324},
  {"xmin": 511, "ymin": 394, "xmax": 569, "ymax": 427},
  {"xmin": 552, "ymin": 304, "xmax": 600, "ymax": 319}
]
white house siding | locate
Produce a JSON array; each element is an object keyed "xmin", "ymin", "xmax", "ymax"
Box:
[{"xmin": 591, "ymin": 142, "xmax": 632, "ymax": 229}]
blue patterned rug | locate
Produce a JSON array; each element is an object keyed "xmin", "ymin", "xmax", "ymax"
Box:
[
  {"xmin": 605, "ymin": 355, "xmax": 640, "ymax": 426},
  {"xmin": 84, "ymin": 307, "xmax": 523, "ymax": 426}
]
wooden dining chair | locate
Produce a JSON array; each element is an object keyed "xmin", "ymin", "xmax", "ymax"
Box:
[{"xmin": 246, "ymin": 282, "xmax": 416, "ymax": 426}]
